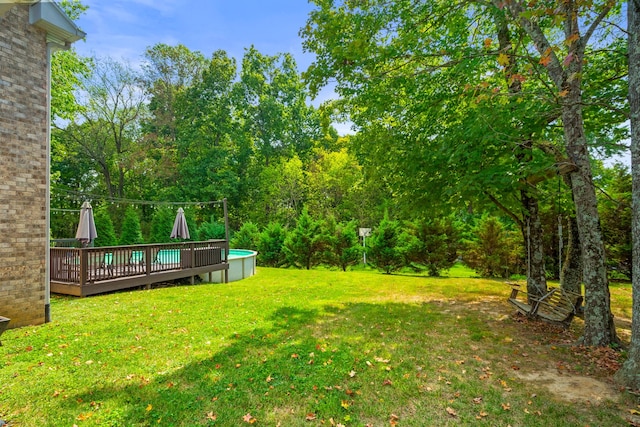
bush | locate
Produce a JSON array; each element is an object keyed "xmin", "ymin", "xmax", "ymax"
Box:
[
  {"xmin": 197, "ymin": 216, "xmax": 226, "ymax": 240},
  {"xmin": 368, "ymin": 212, "xmax": 404, "ymax": 274},
  {"xmin": 119, "ymin": 206, "xmax": 143, "ymax": 245},
  {"xmin": 401, "ymin": 217, "xmax": 461, "ymax": 276},
  {"xmin": 322, "ymin": 217, "xmax": 361, "ymax": 271},
  {"xmin": 149, "ymin": 207, "xmax": 176, "ymax": 243},
  {"xmin": 93, "ymin": 206, "xmax": 117, "ymax": 247},
  {"xmin": 230, "ymin": 222, "xmax": 259, "ymax": 250},
  {"xmin": 257, "ymin": 222, "xmax": 288, "ymax": 267},
  {"xmin": 283, "ymin": 208, "xmax": 325, "ymax": 270},
  {"xmin": 462, "ymin": 215, "xmax": 522, "ymax": 278}
]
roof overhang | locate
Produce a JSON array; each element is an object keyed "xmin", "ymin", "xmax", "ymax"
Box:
[
  {"xmin": 29, "ymin": 1, "xmax": 86, "ymax": 51},
  {"xmin": 0, "ymin": 1, "xmax": 85, "ymax": 50}
]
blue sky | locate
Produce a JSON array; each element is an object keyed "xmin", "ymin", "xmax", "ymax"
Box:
[
  {"xmin": 72, "ymin": 0, "xmax": 351, "ymax": 131},
  {"xmin": 74, "ymin": 0, "xmax": 316, "ymax": 70}
]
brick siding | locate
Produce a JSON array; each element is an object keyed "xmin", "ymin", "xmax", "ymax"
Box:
[{"xmin": 0, "ymin": 5, "xmax": 49, "ymax": 328}]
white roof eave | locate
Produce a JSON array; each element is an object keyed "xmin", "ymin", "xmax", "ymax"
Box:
[{"xmin": 29, "ymin": 1, "xmax": 86, "ymax": 50}]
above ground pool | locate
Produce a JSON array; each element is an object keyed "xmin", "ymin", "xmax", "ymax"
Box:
[{"xmin": 200, "ymin": 249, "xmax": 257, "ymax": 283}]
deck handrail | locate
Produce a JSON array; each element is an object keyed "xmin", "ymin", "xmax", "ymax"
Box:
[{"xmin": 50, "ymin": 240, "xmax": 228, "ymax": 296}]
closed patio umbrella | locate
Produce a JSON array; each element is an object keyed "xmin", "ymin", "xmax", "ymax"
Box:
[
  {"xmin": 170, "ymin": 207, "xmax": 190, "ymax": 239},
  {"xmin": 75, "ymin": 201, "xmax": 98, "ymax": 247}
]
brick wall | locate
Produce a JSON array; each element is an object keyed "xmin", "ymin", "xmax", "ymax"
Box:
[{"xmin": 0, "ymin": 5, "xmax": 49, "ymax": 328}]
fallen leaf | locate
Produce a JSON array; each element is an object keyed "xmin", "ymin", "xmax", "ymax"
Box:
[
  {"xmin": 476, "ymin": 411, "xmax": 489, "ymax": 419},
  {"xmin": 382, "ymin": 379, "xmax": 392, "ymax": 386},
  {"xmin": 349, "ymin": 370, "xmax": 356, "ymax": 378},
  {"xmin": 146, "ymin": 404, "xmax": 153, "ymax": 412},
  {"xmin": 502, "ymin": 402, "xmax": 511, "ymax": 411},
  {"xmin": 242, "ymin": 413, "xmax": 257, "ymax": 423},
  {"xmin": 206, "ymin": 412, "xmax": 217, "ymax": 421},
  {"xmin": 341, "ymin": 400, "xmax": 350, "ymax": 409},
  {"xmin": 305, "ymin": 413, "xmax": 317, "ymax": 421},
  {"xmin": 446, "ymin": 407, "xmax": 457, "ymax": 417}
]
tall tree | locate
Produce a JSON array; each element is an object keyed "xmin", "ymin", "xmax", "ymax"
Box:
[
  {"xmin": 614, "ymin": 0, "xmax": 640, "ymax": 389},
  {"xmin": 57, "ymin": 57, "xmax": 147, "ymax": 199},
  {"xmin": 498, "ymin": 0, "xmax": 621, "ymax": 345},
  {"xmin": 141, "ymin": 43, "xmax": 207, "ymax": 143},
  {"xmin": 237, "ymin": 46, "xmax": 322, "ymax": 166}
]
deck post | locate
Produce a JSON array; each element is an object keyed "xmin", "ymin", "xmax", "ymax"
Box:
[
  {"xmin": 223, "ymin": 198, "xmax": 229, "ymax": 284},
  {"xmin": 145, "ymin": 245, "xmax": 152, "ymax": 288},
  {"xmin": 79, "ymin": 248, "xmax": 88, "ymax": 295}
]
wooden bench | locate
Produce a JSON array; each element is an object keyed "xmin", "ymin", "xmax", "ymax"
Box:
[{"xmin": 507, "ymin": 282, "xmax": 583, "ymax": 328}]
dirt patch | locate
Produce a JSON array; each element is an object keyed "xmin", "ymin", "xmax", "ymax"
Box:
[{"xmin": 515, "ymin": 369, "xmax": 618, "ymax": 404}]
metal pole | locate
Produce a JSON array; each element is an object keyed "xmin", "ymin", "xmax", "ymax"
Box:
[
  {"xmin": 223, "ymin": 198, "xmax": 229, "ymax": 283},
  {"xmin": 363, "ymin": 234, "xmax": 367, "ymax": 265}
]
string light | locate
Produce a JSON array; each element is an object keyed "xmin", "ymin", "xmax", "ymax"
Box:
[{"xmin": 51, "ymin": 185, "xmax": 224, "ymax": 207}]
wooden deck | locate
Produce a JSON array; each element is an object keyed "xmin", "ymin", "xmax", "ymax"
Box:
[{"xmin": 50, "ymin": 240, "xmax": 229, "ymax": 296}]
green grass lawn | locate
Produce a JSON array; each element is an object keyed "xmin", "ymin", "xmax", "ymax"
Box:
[{"xmin": 0, "ymin": 267, "xmax": 634, "ymax": 426}]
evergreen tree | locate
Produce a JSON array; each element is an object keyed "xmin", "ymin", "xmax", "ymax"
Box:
[
  {"xmin": 93, "ymin": 205, "xmax": 117, "ymax": 247},
  {"xmin": 257, "ymin": 222, "xmax": 288, "ymax": 267},
  {"xmin": 462, "ymin": 215, "xmax": 523, "ymax": 278},
  {"xmin": 149, "ymin": 207, "xmax": 175, "ymax": 243},
  {"xmin": 230, "ymin": 222, "xmax": 259, "ymax": 250},
  {"xmin": 322, "ymin": 217, "xmax": 361, "ymax": 271},
  {"xmin": 119, "ymin": 206, "xmax": 143, "ymax": 245},
  {"xmin": 196, "ymin": 216, "xmax": 226, "ymax": 240},
  {"xmin": 401, "ymin": 218, "xmax": 461, "ymax": 276},
  {"xmin": 283, "ymin": 208, "xmax": 325, "ymax": 270},
  {"xmin": 368, "ymin": 212, "xmax": 404, "ymax": 274}
]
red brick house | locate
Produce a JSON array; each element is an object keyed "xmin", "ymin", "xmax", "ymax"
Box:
[{"xmin": 0, "ymin": 1, "xmax": 84, "ymax": 327}]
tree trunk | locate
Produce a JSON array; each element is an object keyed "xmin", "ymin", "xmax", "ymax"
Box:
[
  {"xmin": 560, "ymin": 214, "xmax": 583, "ymax": 296},
  {"xmin": 614, "ymin": 0, "xmax": 640, "ymax": 388},
  {"xmin": 521, "ymin": 190, "xmax": 547, "ymax": 299},
  {"xmin": 563, "ymin": 95, "xmax": 617, "ymax": 346}
]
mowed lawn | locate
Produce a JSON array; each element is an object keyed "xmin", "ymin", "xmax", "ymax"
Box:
[{"xmin": 0, "ymin": 267, "xmax": 634, "ymax": 426}]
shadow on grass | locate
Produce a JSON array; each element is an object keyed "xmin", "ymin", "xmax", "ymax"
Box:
[
  {"xmin": 64, "ymin": 302, "xmax": 451, "ymax": 426},
  {"xmin": 62, "ymin": 300, "xmax": 620, "ymax": 427}
]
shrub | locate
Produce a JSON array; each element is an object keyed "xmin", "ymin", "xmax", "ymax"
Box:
[
  {"xmin": 322, "ymin": 217, "xmax": 361, "ymax": 271},
  {"xmin": 462, "ymin": 215, "xmax": 522, "ymax": 278},
  {"xmin": 93, "ymin": 206, "xmax": 117, "ymax": 247},
  {"xmin": 119, "ymin": 206, "xmax": 143, "ymax": 245},
  {"xmin": 197, "ymin": 216, "xmax": 226, "ymax": 240},
  {"xmin": 149, "ymin": 207, "xmax": 175, "ymax": 243},
  {"xmin": 230, "ymin": 222, "xmax": 259, "ymax": 250},
  {"xmin": 401, "ymin": 217, "xmax": 461, "ymax": 276},
  {"xmin": 283, "ymin": 208, "xmax": 325, "ymax": 269},
  {"xmin": 368, "ymin": 212, "xmax": 404, "ymax": 274},
  {"xmin": 257, "ymin": 222, "xmax": 288, "ymax": 267}
]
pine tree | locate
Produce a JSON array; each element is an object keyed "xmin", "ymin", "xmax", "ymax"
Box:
[
  {"xmin": 230, "ymin": 222, "xmax": 259, "ymax": 250},
  {"xmin": 283, "ymin": 208, "xmax": 325, "ymax": 269},
  {"xmin": 119, "ymin": 206, "xmax": 143, "ymax": 245},
  {"xmin": 257, "ymin": 222, "xmax": 288, "ymax": 267},
  {"xmin": 93, "ymin": 206, "xmax": 117, "ymax": 247},
  {"xmin": 368, "ymin": 212, "xmax": 404, "ymax": 274}
]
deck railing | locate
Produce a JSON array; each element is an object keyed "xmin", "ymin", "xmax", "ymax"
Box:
[{"xmin": 50, "ymin": 240, "xmax": 228, "ymax": 296}]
